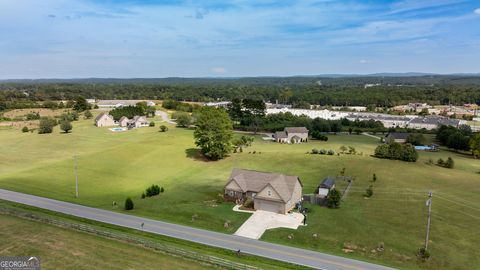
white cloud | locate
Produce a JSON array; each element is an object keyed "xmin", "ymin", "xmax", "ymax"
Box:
[
  {"xmin": 359, "ymin": 59, "xmax": 371, "ymax": 64},
  {"xmin": 211, "ymin": 67, "xmax": 226, "ymax": 74},
  {"xmin": 474, "ymin": 8, "xmax": 480, "ymax": 15}
]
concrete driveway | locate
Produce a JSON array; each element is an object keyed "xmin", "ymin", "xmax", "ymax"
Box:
[{"xmin": 234, "ymin": 210, "xmax": 304, "ymax": 239}]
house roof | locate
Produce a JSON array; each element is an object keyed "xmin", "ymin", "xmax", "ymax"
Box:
[
  {"xmin": 386, "ymin": 132, "xmax": 410, "ymax": 140},
  {"xmin": 409, "ymin": 116, "xmax": 459, "ymax": 126},
  {"xmin": 119, "ymin": 116, "xmax": 129, "ymax": 122},
  {"xmin": 226, "ymin": 168, "xmax": 301, "ymax": 202},
  {"xmin": 285, "ymin": 127, "xmax": 308, "ymax": 133},
  {"xmin": 95, "ymin": 113, "xmax": 113, "ymax": 122},
  {"xmin": 275, "ymin": 131, "xmax": 287, "ymax": 138},
  {"xmin": 320, "ymin": 177, "xmax": 335, "ymax": 189}
]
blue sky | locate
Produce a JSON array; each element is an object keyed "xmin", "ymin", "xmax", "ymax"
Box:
[{"xmin": 0, "ymin": 0, "xmax": 479, "ymax": 78}]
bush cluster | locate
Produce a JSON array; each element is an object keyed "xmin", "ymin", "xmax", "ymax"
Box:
[
  {"xmin": 142, "ymin": 184, "xmax": 164, "ymax": 198},
  {"xmin": 311, "ymin": 149, "xmax": 335, "ymax": 155},
  {"xmin": 311, "ymin": 131, "xmax": 329, "ymax": 141},
  {"xmin": 374, "ymin": 142, "xmax": 418, "ymax": 162},
  {"xmin": 437, "ymin": 157, "xmax": 454, "ymax": 169}
]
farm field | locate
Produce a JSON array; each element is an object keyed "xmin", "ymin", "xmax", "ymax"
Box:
[
  {"xmin": 0, "ymin": 115, "xmax": 479, "ymax": 269},
  {"xmin": 0, "ymin": 214, "xmax": 209, "ymax": 270}
]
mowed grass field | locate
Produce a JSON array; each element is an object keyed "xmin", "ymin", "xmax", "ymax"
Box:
[
  {"xmin": 0, "ymin": 214, "xmax": 209, "ymax": 270},
  {"xmin": 0, "ymin": 114, "xmax": 479, "ymax": 269}
]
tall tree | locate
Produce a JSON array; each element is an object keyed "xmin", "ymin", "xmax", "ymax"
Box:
[
  {"xmin": 194, "ymin": 107, "xmax": 233, "ymax": 160},
  {"xmin": 470, "ymin": 133, "xmax": 480, "ymax": 158},
  {"xmin": 73, "ymin": 96, "xmax": 90, "ymax": 112}
]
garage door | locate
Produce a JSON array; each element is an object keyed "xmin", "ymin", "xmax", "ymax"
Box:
[{"xmin": 255, "ymin": 199, "xmax": 284, "ymax": 214}]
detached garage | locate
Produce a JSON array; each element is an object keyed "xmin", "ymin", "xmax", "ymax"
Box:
[{"xmin": 224, "ymin": 168, "xmax": 303, "ymax": 214}]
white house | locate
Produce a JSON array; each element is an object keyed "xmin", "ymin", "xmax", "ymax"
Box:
[
  {"xmin": 95, "ymin": 113, "xmax": 115, "ymax": 127},
  {"xmin": 274, "ymin": 127, "xmax": 309, "ymax": 143},
  {"xmin": 127, "ymin": 116, "xmax": 149, "ymax": 129}
]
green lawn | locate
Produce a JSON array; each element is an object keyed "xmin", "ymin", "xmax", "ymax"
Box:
[
  {"xmin": 0, "ymin": 214, "xmax": 209, "ymax": 270},
  {"xmin": 0, "ymin": 115, "xmax": 479, "ymax": 270}
]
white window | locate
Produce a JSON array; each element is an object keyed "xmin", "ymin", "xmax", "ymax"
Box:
[
  {"xmin": 252, "ymin": 193, "xmax": 256, "ymax": 198},
  {"xmin": 229, "ymin": 191, "xmax": 234, "ymax": 196}
]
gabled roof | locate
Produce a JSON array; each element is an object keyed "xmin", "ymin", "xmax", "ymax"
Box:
[
  {"xmin": 386, "ymin": 132, "xmax": 410, "ymax": 140},
  {"xmin": 275, "ymin": 131, "xmax": 287, "ymax": 138},
  {"xmin": 320, "ymin": 177, "xmax": 335, "ymax": 189},
  {"xmin": 226, "ymin": 168, "xmax": 301, "ymax": 202},
  {"xmin": 285, "ymin": 127, "xmax": 308, "ymax": 133},
  {"xmin": 119, "ymin": 116, "xmax": 129, "ymax": 122},
  {"xmin": 95, "ymin": 113, "xmax": 113, "ymax": 122}
]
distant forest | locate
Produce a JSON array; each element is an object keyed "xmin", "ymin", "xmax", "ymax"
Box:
[{"xmin": 1, "ymin": 75, "xmax": 480, "ymax": 109}]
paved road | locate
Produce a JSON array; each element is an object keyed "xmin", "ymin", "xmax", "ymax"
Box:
[
  {"xmin": 155, "ymin": 110, "xmax": 176, "ymax": 124},
  {"xmin": 0, "ymin": 189, "xmax": 395, "ymax": 270}
]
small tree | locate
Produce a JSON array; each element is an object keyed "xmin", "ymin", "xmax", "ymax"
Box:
[
  {"xmin": 327, "ymin": 188, "xmax": 341, "ymax": 208},
  {"xmin": 84, "ymin": 110, "xmax": 93, "ymax": 119},
  {"xmin": 22, "ymin": 126, "xmax": 29, "ymax": 133},
  {"xmin": 372, "ymin": 173, "xmax": 377, "ymax": 182},
  {"xmin": 73, "ymin": 96, "xmax": 90, "ymax": 112},
  {"xmin": 38, "ymin": 117, "xmax": 56, "ymax": 134},
  {"xmin": 149, "ymin": 121, "xmax": 155, "ymax": 127},
  {"xmin": 159, "ymin": 125, "xmax": 168, "ymax": 132},
  {"xmin": 125, "ymin": 197, "xmax": 134, "ymax": 210},
  {"xmin": 174, "ymin": 112, "xmax": 192, "ymax": 128},
  {"xmin": 60, "ymin": 120, "xmax": 72, "ymax": 133}
]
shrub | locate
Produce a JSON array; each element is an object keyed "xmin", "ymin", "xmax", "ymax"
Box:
[
  {"xmin": 149, "ymin": 121, "xmax": 155, "ymax": 127},
  {"xmin": 160, "ymin": 187, "xmax": 164, "ymax": 193},
  {"xmin": 319, "ymin": 149, "xmax": 327, "ymax": 155},
  {"xmin": 327, "ymin": 150, "xmax": 335, "ymax": 155},
  {"xmin": 444, "ymin": 157, "xmax": 454, "ymax": 169},
  {"xmin": 243, "ymin": 198, "xmax": 254, "ymax": 209},
  {"xmin": 372, "ymin": 173, "xmax": 377, "ymax": 182},
  {"xmin": 25, "ymin": 112, "xmax": 40, "ymax": 120},
  {"xmin": 311, "ymin": 148, "xmax": 319, "ymax": 154},
  {"xmin": 365, "ymin": 185, "xmax": 373, "ymax": 197},
  {"xmin": 141, "ymin": 193, "xmax": 146, "ymax": 199},
  {"xmin": 125, "ymin": 197, "xmax": 134, "ymax": 210},
  {"xmin": 327, "ymin": 188, "xmax": 341, "ymax": 208},
  {"xmin": 418, "ymin": 247, "xmax": 430, "ymax": 259},
  {"xmin": 22, "ymin": 126, "xmax": 29, "ymax": 133},
  {"xmin": 145, "ymin": 184, "xmax": 161, "ymax": 197},
  {"xmin": 159, "ymin": 125, "xmax": 168, "ymax": 132},
  {"xmin": 437, "ymin": 158, "xmax": 445, "ymax": 166}
]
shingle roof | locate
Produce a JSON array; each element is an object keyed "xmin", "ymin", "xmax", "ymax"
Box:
[
  {"xmin": 320, "ymin": 177, "xmax": 335, "ymax": 189},
  {"xmin": 285, "ymin": 127, "xmax": 308, "ymax": 133},
  {"xmin": 386, "ymin": 132, "xmax": 410, "ymax": 140},
  {"xmin": 95, "ymin": 113, "xmax": 113, "ymax": 122},
  {"xmin": 275, "ymin": 131, "xmax": 287, "ymax": 138},
  {"xmin": 227, "ymin": 168, "xmax": 301, "ymax": 202},
  {"xmin": 409, "ymin": 116, "xmax": 459, "ymax": 126}
]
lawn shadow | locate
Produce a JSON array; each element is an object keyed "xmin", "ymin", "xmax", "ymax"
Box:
[{"xmin": 185, "ymin": 148, "xmax": 210, "ymax": 162}]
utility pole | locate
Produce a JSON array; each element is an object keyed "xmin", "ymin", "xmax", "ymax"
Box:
[
  {"xmin": 74, "ymin": 154, "xmax": 78, "ymax": 198},
  {"xmin": 424, "ymin": 191, "xmax": 433, "ymax": 251}
]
